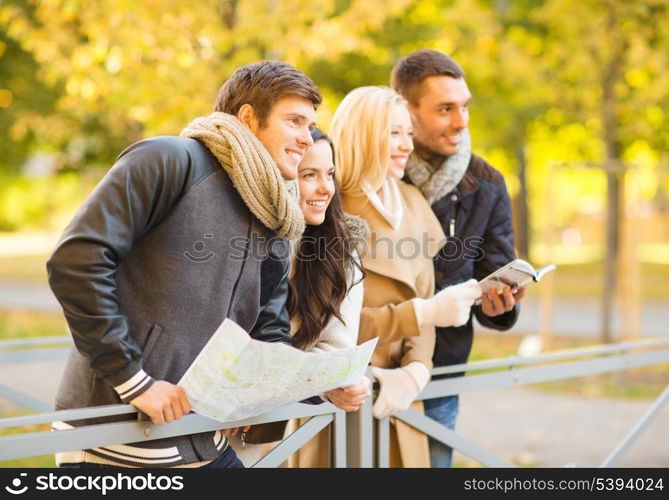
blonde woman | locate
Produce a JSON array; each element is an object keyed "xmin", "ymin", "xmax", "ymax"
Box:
[{"xmin": 330, "ymin": 86, "xmax": 480, "ymax": 467}]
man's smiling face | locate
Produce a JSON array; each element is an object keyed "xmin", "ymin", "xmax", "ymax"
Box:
[
  {"xmin": 409, "ymin": 76, "xmax": 471, "ymax": 158},
  {"xmin": 250, "ymin": 96, "xmax": 317, "ymax": 180}
]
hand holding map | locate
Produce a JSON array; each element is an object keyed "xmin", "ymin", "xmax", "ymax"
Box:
[{"xmin": 178, "ymin": 318, "xmax": 377, "ymax": 422}]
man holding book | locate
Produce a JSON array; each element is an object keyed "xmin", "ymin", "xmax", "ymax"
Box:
[{"xmin": 391, "ymin": 49, "xmax": 526, "ymax": 468}]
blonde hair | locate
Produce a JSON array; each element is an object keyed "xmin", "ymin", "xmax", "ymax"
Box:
[{"xmin": 330, "ymin": 86, "xmax": 406, "ymax": 196}]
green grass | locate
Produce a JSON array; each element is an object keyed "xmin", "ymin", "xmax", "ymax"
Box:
[
  {"xmin": 0, "ymin": 456, "xmax": 56, "ymax": 467},
  {"xmin": 535, "ymin": 365, "xmax": 669, "ymax": 400},
  {"xmin": 519, "ymin": 262, "xmax": 669, "ymax": 300},
  {"xmin": 469, "ymin": 332, "xmax": 669, "ymax": 400},
  {"xmin": 0, "ymin": 254, "xmax": 50, "ymax": 283},
  {"xmin": 0, "ymin": 310, "xmax": 68, "ymax": 340}
]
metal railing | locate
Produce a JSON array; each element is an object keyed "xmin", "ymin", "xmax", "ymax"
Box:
[
  {"xmin": 0, "ymin": 336, "xmax": 346, "ymax": 468},
  {"xmin": 1, "ymin": 336, "xmax": 668, "ymax": 467},
  {"xmin": 364, "ymin": 336, "xmax": 669, "ymax": 468}
]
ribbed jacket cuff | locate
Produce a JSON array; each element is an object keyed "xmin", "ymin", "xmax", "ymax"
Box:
[{"xmin": 112, "ymin": 369, "xmax": 156, "ymax": 403}]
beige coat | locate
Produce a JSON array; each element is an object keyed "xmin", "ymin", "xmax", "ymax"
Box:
[
  {"xmin": 344, "ymin": 180, "xmax": 445, "ymax": 467},
  {"xmin": 286, "ymin": 181, "xmax": 445, "ymax": 468}
]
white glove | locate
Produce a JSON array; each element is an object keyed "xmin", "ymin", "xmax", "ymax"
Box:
[
  {"xmin": 411, "ymin": 279, "xmax": 481, "ymax": 328},
  {"xmin": 371, "ymin": 362, "xmax": 430, "ymax": 419}
]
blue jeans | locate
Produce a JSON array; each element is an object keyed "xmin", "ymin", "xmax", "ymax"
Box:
[
  {"xmin": 60, "ymin": 444, "xmax": 244, "ymax": 469},
  {"xmin": 423, "ymin": 394, "xmax": 459, "ymax": 468},
  {"xmin": 202, "ymin": 445, "xmax": 244, "ymax": 468}
]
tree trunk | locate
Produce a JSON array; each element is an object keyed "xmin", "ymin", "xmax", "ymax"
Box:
[
  {"xmin": 514, "ymin": 140, "xmax": 530, "ymax": 260},
  {"xmin": 602, "ymin": 169, "xmax": 620, "ymax": 343},
  {"xmin": 600, "ymin": 1, "xmax": 626, "ymax": 343}
]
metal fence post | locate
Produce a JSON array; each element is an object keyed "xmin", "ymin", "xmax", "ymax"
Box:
[
  {"xmin": 345, "ymin": 391, "xmax": 374, "ymax": 467},
  {"xmin": 332, "ymin": 408, "xmax": 347, "ymax": 468},
  {"xmin": 375, "ymin": 416, "xmax": 390, "ymax": 468}
]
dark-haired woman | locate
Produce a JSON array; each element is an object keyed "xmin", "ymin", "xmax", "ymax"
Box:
[
  {"xmin": 230, "ymin": 130, "xmax": 370, "ymax": 466},
  {"xmin": 288, "ymin": 129, "xmax": 366, "ymax": 354}
]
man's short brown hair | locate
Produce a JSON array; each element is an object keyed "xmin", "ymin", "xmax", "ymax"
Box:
[
  {"xmin": 215, "ymin": 60, "xmax": 322, "ymax": 126},
  {"xmin": 390, "ymin": 49, "xmax": 465, "ymax": 105}
]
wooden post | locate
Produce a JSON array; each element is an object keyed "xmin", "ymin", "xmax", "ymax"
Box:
[
  {"xmin": 602, "ymin": 165, "xmax": 621, "ymax": 343},
  {"xmin": 538, "ymin": 163, "xmax": 556, "ymax": 350},
  {"xmin": 618, "ymin": 166, "xmax": 641, "ymax": 339}
]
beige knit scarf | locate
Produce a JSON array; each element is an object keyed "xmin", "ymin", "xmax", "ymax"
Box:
[{"xmin": 180, "ymin": 112, "xmax": 305, "ymax": 240}]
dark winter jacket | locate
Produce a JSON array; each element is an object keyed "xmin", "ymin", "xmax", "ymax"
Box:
[{"xmin": 408, "ymin": 153, "xmax": 519, "ymax": 373}]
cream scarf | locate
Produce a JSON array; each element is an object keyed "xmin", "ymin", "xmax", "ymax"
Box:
[
  {"xmin": 180, "ymin": 112, "xmax": 305, "ymax": 240},
  {"xmin": 362, "ymin": 177, "xmax": 404, "ymax": 231}
]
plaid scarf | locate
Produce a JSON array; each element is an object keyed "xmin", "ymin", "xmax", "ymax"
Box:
[{"xmin": 404, "ymin": 128, "xmax": 472, "ymax": 205}]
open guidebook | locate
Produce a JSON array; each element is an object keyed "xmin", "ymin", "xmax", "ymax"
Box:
[{"xmin": 475, "ymin": 258, "xmax": 556, "ymax": 305}]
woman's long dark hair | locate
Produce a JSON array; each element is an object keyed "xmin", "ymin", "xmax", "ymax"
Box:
[{"xmin": 288, "ymin": 129, "xmax": 364, "ymax": 350}]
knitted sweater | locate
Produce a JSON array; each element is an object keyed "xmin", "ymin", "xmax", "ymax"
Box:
[{"xmin": 301, "ymin": 252, "xmax": 363, "ymax": 353}]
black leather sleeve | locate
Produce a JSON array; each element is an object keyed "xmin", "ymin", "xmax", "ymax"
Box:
[
  {"xmin": 46, "ymin": 137, "xmax": 208, "ymax": 385},
  {"xmin": 248, "ymin": 248, "xmax": 293, "ymax": 346}
]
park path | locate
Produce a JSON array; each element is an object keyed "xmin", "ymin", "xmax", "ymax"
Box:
[
  {"xmin": 456, "ymin": 386, "xmax": 669, "ymax": 467},
  {"xmin": 2, "ymin": 280, "xmax": 669, "ymax": 338}
]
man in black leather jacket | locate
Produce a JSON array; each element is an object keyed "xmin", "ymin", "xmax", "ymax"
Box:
[
  {"xmin": 392, "ymin": 50, "xmax": 526, "ymax": 467},
  {"xmin": 47, "ymin": 61, "xmax": 364, "ymax": 468}
]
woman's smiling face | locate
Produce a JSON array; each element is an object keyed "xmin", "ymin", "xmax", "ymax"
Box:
[
  {"xmin": 298, "ymin": 139, "xmax": 336, "ymax": 226},
  {"xmin": 385, "ymin": 103, "xmax": 414, "ymax": 180}
]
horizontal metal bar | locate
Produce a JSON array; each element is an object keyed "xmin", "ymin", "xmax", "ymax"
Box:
[
  {"xmin": 396, "ymin": 408, "xmax": 514, "ymax": 467},
  {"xmin": 431, "ymin": 337, "xmax": 669, "ymax": 376},
  {"xmin": 0, "ymin": 347, "xmax": 70, "ymax": 365},
  {"xmin": 0, "ymin": 419, "xmax": 170, "ymax": 461},
  {"xmin": 0, "ymin": 385, "xmax": 52, "ymax": 412},
  {"xmin": 2, "ymin": 336, "xmax": 667, "ymax": 465},
  {"xmin": 0, "ymin": 336, "xmax": 72, "ymax": 349},
  {"xmin": 0, "ymin": 402, "xmax": 340, "ymax": 460},
  {"xmin": 252, "ymin": 414, "xmax": 334, "ymax": 468},
  {"xmin": 0, "ymin": 404, "xmax": 138, "ymax": 429},
  {"xmin": 421, "ymin": 348, "xmax": 669, "ymax": 399},
  {"xmin": 0, "ymin": 397, "xmax": 339, "ymax": 429}
]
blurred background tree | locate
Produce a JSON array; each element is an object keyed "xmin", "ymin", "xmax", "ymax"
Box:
[
  {"xmin": 1, "ymin": 0, "xmax": 668, "ymax": 341},
  {"xmin": 3, "ymin": 1, "xmax": 668, "ymax": 469}
]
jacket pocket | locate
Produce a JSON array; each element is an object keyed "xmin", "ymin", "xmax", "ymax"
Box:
[{"xmin": 141, "ymin": 323, "xmax": 164, "ymax": 366}]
